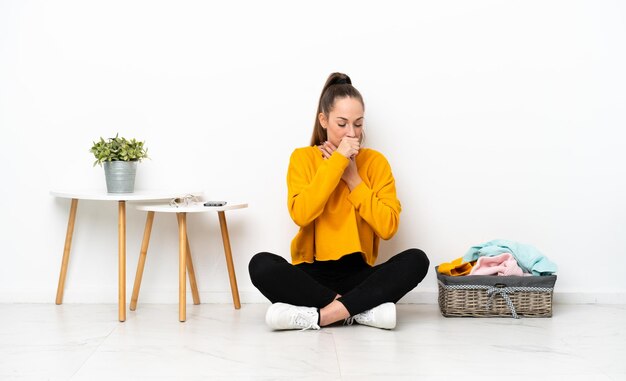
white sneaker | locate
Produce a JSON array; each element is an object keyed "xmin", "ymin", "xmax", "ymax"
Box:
[
  {"xmin": 346, "ymin": 302, "xmax": 396, "ymax": 329},
  {"xmin": 265, "ymin": 302, "xmax": 320, "ymax": 331}
]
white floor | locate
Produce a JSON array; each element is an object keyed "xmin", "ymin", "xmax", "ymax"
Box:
[{"xmin": 0, "ymin": 303, "xmax": 624, "ymax": 381}]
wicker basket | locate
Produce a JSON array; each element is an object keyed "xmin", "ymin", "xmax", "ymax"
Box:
[{"xmin": 436, "ymin": 266, "xmax": 557, "ymax": 318}]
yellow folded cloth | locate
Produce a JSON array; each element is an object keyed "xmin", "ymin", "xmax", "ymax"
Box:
[{"xmin": 438, "ymin": 257, "xmax": 475, "ymax": 276}]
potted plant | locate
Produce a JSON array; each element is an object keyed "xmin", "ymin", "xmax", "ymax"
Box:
[{"xmin": 90, "ymin": 134, "xmax": 149, "ymax": 193}]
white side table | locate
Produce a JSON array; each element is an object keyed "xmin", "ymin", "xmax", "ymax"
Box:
[
  {"xmin": 132, "ymin": 202, "xmax": 247, "ymax": 322},
  {"xmin": 50, "ymin": 190, "xmax": 199, "ymax": 322}
]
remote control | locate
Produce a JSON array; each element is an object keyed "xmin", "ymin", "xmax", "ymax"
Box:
[{"xmin": 204, "ymin": 201, "xmax": 227, "ymax": 207}]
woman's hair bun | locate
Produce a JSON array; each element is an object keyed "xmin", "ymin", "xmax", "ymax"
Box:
[{"xmin": 332, "ymin": 74, "xmax": 352, "ymax": 86}]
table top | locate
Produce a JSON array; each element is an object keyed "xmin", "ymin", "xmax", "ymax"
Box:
[
  {"xmin": 50, "ymin": 190, "xmax": 202, "ymax": 202},
  {"xmin": 136, "ymin": 202, "xmax": 248, "ymax": 213}
]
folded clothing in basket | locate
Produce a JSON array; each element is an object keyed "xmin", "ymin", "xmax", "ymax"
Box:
[
  {"xmin": 469, "ymin": 253, "xmax": 524, "ymax": 276},
  {"xmin": 437, "ymin": 257, "xmax": 475, "ymax": 276},
  {"xmin": 462, "ymin": 239, "xmax": 557, "ymax": 276}
]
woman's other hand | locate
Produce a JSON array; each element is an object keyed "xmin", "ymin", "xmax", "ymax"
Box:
[{"xmin": 318, "ymin": 141, "xmax": 337, "ymax": 159}]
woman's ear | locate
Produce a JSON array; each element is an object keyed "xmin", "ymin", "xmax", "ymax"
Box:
[{"xmin": 318, "ymin": 113, "xmax": 328, "ymax": 129}]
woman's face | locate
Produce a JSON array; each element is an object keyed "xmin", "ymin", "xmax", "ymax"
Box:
[{"xmin": 319, "ymin": 96, "xmax": 364, "ymax": 147}]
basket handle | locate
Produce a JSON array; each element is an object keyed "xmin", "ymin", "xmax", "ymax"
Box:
[{"xmin": 486, "ymin": 285, "xmax": 518, "ymax": 318}]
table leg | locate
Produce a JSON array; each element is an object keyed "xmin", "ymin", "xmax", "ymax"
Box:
[
  {"xmin": 217, "ymin": 211, "xmax": 241, "ymax": 309},
  {"xmin": 177, "ymin": 213, "xmax": 187, "ymax": 322},
  {"xmin": 56, "ymin": 198, "xmax": 78, "ymax": 305},
  {"xmin": 130, "ymin": 211, "xmax": 155, "ymax": 311},
  {"xmin": 119, "ymin": 201, "xmax": 126, "ymax": 322},
  {"xmin": 186, "ymin": 235, "xmax": 201, "ymax": 305}
]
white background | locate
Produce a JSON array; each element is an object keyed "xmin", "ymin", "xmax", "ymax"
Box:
[{"xmin": 1, "ymin": 0, "xmax": 625, "ymax": 304}]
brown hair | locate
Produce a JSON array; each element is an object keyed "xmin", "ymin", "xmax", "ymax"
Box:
[{"xmin": 310, "ymin": 72, "xmax": 365, "ymax": 146}]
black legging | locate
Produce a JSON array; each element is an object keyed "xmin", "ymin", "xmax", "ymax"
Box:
[{"xmin": 248, "ymin": 249, "xmax": 429, "ymax": 316}]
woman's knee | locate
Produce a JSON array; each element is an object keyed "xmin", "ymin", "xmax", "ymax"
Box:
[
  {"xmin": 248, "ymin": 252, "xmax": 282, "ymax": 284},
  {"xmin": 398, "ymin": 248, "xmax": 430, "ymax": 281}
]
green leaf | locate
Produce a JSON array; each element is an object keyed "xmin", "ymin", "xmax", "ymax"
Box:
[{"xmin": 90, "ymin": 133, "xmax": 149, "ymax": 164}]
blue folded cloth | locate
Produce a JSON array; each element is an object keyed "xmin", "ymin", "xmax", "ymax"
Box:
[{"xmin": 462, "ymin": 239, "xmax": 557, "ymax": 276}]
